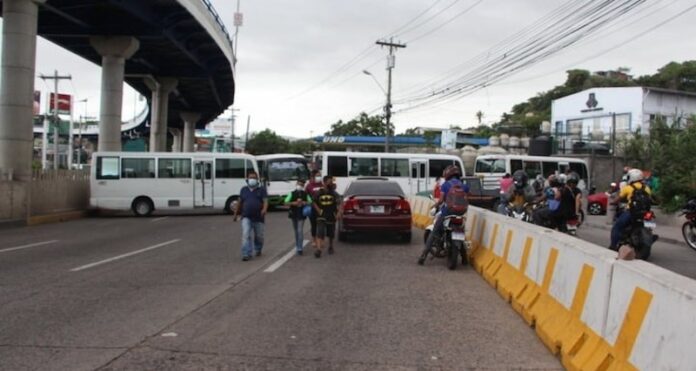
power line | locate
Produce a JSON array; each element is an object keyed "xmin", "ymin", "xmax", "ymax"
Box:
[{"xmin": 405, "ymin": 0, "xmax": 485, "ymax": 44}]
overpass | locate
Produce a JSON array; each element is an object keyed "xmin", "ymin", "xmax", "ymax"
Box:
[{"xmin": 0, "ymin": 0, "xmax": 236, "ymax": 182}]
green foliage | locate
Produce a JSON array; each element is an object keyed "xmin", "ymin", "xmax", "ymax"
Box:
[
  {"xmin": 288, "ymin": 140, "xmax": 316, "ymax": 155},
  {"xmin": 326, "ymin": 112, "xmax": 392, "ymax": 136},
  {"xmin": 621, "ymin": 118, "xmax": 696, "ymax": 212},
  {"xmin": 468, "ymin": 124, "xmax": 497, "ymax": 138},
  {"xmin": 635, "ymin": 61, "xmax": 696, "ymax": 92},
  {"xmin": 246, "ymin": 129, "xmax": 290, "ymax": 155}
]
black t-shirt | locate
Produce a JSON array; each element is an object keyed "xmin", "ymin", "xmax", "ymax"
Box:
[
  {"xmin": 558, "ymin": 186, "xmax": 576, "ymax": 219},
  {"xmin": 314, "ymin": 188, "xmax": 339, "ymax": 223}
]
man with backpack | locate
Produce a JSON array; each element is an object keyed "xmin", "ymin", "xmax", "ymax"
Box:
[
  {"xmin": 285, "ymin": 179, "xmax": 313, "ymax": 256},
  {"xmin": 610, "ymin": 168, "xmax": 652, "ymax": 251},
  {"xmin": 419, "ymin": 165, "xmax": 469, "ymax": 265}
]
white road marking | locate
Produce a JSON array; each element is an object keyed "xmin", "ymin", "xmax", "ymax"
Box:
[
  {"xmin": 264, "ymin": 240, "xmax": 309, "ymax": 273},
  {"xmin": 70, "ymin": 239, "xmax": 181, "ymax": 272},
  {"xmin": 151, "ymin": 217, "xmax": 169, "ymax": 222},
  {"xmin": 0, "ymin": 240, "xmax": 59, "ymax": 254},
  {"xmin": 161, "ymin": 332, "xmax": 178, "ymax": 337}
]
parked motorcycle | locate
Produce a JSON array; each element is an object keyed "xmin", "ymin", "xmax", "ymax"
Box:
[
  {"xmin": 613, "ymin": 210, "xmax": 658, "ymax": 260},
  {"xmin": 681, "ymin": 198, "xmax": 696, "ymax": 251},
  {"xmin": 422, "ymin": 210, "xmax": 469, "ymax": 270}
]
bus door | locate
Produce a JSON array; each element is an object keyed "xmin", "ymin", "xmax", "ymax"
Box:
[
  {"xmin": 410, "ymin": 159, "xmax": 427, "ymax": 195},
  {"xmin": 194, "ymin": 159, "xmax": 214, "ymax": 207}
]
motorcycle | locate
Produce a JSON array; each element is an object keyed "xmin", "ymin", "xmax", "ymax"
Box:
[
  {"xmin": 613, "ymin": 210, "xmax": 658, "ymax": 260},
  {"xmin": 422, "ymin": 208, "xmax": 469, "ymax": 270},
  {"xmin": 504, "ymin": 202, "xmax": 532, "ymax": 222},
  {"xmin": 681, "ymin": 198, "xmax": 696, "ymax": 251}
]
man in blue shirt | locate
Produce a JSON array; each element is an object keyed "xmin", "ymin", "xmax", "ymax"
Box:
[{"xmin": 234, "ymin": 171, "xmax": 268, "ymax": 261}]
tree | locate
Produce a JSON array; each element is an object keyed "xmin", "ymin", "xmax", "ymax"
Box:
[
  {"xmin": 245, "ymin": 129, "xmax": 290, "ymax": 155},
  {"xmin": 326, "ymin": 112, "xmax": 392, "ymax": 136},
  {"xmin": 288, "ymin": 140, "xmax": 316, "ymax": 155}
]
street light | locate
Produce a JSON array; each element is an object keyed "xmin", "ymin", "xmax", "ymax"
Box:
[{"xmin": 363, "ymin": 69, "xmax": 390, "ymax": 152}]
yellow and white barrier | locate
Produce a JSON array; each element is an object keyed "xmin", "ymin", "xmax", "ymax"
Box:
[{"xmin": 410, "ymin": 196, "xmax": 696, "ymax": 371}]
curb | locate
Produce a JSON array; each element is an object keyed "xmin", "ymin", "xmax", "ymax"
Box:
[
  {"xmin": 584, "ymin": 222, "xmax": 683, "ymax": 246},
  {"xmin": 27, "ymin": 210, "xmax": 87, "ymax": 226}
]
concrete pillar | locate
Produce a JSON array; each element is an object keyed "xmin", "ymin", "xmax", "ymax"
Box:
[
  {"xmin": 90, "ymin": 36, "xmax": 139, "ymax": 152},
  {"xmin": 181, "ymin": 111, "xmax": 200, "ymax": 152},
  {"xmin": 0, "ymin": 0, "xmax": 43, "ymax": 181},
  {"xmin": 169, "ymin": 128, "xmax": 182, "ymax": 152},
  {"xmin": 145, "ymin": 78, "xmax": 177, "ymax": 152}
]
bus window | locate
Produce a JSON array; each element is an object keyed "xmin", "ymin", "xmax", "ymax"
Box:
[
  {"xmin": 523, "ymin": 161, "xmax": 542, "ymax": 178},
  {"xmin": 380, "ymin": 158, "xmax": 409, "ymax": 177},
  {"xmin": 121, "ymin": 158, "xmax": 155, "ymax": 178},
  {"xmin": 349, "ymin": 157, "xmax": 378, "ymax": 176},
  {"xmin": 216, "ymin": 159, "xmax": 245, "ymax": 178},
  {"xmin": 313, "ymin": 155, "xmax": 323, "ymax": 172},
  {"xmin": 559, "ymin": 163, "xmax": 570, "ymax": 175},
  {"xmin": 245, "ymin": 159, "xmax": 255, "ymax": 176},
  {"xmin": 328, "ymin": 156, "xmax": 348, "ymax": 177},
  {"xmin": 267, "ymin": 158, "xmax": 309, "ymax": 181},
  {"xmin": 569, "ymin": 162, "xmax": 588, "ymax": 181},
  {"xmin": 158, "ymin": 159, "xmax": 192, "ymax": 178},
  {"xmin": 510, "ymin": 159, "xmax": 523, "ymax": 174},
  {"xmin": 475, "ymin": 158, "xmax": 505, "ymax": 173},
  {"xmin": 97, "ymin": 156, "xmax": 119, "ymax": 180},
  {"xmin": 429, "ymin": 159, "xmax": 454, "ymax": 178},
  {"xmin": 542, "ymin": 162, "xmax": 557, "ymax": 177}
]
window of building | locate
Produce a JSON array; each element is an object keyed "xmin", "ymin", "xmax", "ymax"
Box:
[
  {"xmin": 121, "ymin": 158, "xmax": 155, "ymax": 179},
  {"xmin": 158, "ymin": 158, "xmax": 191, "ymax": 178},
  {"xmin": 97, "ymin": 156, "xmax": 119, "ymax": 180},
  {"xmin": 380, "ymin": 158, "xmax": 409, "ymax": 177},
  {"xmin": 349, "ymin": 157, "xmax": 378, "ymax": 176},
  {"xmin": 429, "ymin": 159, "xmax": 455, "ymax": 178},
  {"xmin": 216, "ymin": 159, "xmax": 245, "ymax": 179},
  {"xmin": 327, "ymin": 156, "xmax": 348, "ymax": 177}
]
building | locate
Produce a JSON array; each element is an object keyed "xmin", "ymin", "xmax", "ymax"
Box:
[{"xmin": 551, "ymin": 87, "xmax": 696, "ymax": 154}]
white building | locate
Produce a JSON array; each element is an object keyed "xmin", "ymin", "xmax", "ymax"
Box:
[{"xmin": 551, "ymin": 87, "xmax": 696, "ymax": 153}]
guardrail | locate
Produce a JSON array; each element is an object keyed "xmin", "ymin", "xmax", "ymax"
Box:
[{"xmin": 200, "ymin": 0, "xmax": 234, "ymax": 48}]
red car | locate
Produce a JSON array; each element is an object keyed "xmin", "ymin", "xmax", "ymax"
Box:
[
  {"xmin": 338, "ymin": 179, "xmax": 412, "ymax": 242},
  {"xmin": 587, "ymin": 191, "xmax": 609, "ymax": 215}
]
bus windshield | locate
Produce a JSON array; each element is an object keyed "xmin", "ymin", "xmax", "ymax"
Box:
[{"xmin": 267, "ymin": 158, "xmax": 309, "ymax": 182}]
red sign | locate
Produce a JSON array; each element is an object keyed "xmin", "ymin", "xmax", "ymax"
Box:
[{"xmin": 49, "ymin": 93, "xmax": 72, "ymax": 114}]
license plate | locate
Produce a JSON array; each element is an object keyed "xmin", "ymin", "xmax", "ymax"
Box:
[
  {"xmin": 644, "ymin": 221, "xmax": 656, "ymax": 229},
  {"xmin": 452, "ymin": 232, "xmax": 466, "ymax": 241},
  {"xmin": 370, "ymin": 205, "xmax": 385, "ymax": 214}
]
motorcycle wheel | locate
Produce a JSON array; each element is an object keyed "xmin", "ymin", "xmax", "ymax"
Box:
[
  {"xmin": 447, "ymin": 240, "xmax": 459, "ymax": 270},
  {"xmin": 683, "ymin": 222, "xmax": 696, "ymax": 252}
]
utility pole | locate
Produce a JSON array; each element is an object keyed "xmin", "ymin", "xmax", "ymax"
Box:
[
  {"xmin": 233, "ymin": 0, "xmax": 243, "ymax": 67},
  {"xmin": 40, "ymin": 70, "xmax": 72, "ymax": 170},
  {"xmin": 77, "ymin": 98, "xmax": 88, "ymax": 168},
  {"xmin": 244, "ymin": 115, "xmax": 251, "ymax": 153},
  {"xmin": 376, "ymin": 38, "xmax": 406, "ymax": 153}
]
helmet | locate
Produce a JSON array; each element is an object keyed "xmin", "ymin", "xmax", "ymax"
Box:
[
  {"xmin": 627, "ymin": 168, "xmax": 644, "ymax": 184},
  {"xmin": 558, "ymin": 174, "xmax": 567, "ymax": 184},
  {"xmin": 547, "ymin": 174, "xmax": 559, "ymax": 187},
  {"xmin": 566, "ymin": 172, "xmax": 579, "ymax": 185},
  {"xmin": 512, "ymin": 170, "xmax": 528, "ymax": 189},
  {"xmin": 443, "ymin": 165, "xmax": 462, "ymax": 180}
]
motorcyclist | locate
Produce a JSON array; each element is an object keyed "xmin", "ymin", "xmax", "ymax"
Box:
[
  {"xmin": 418, "ymin": 165, "xmax": 469, "ymax": 265},
  {"xmin": 609, "ymin": 168, "xmax": 652, "ymax": 251},
  {"xmin": 533, "ymin": 174, "xmax": 562, "ymax": 229},
  {"xmin": 498, "ymin": 170, "xmax": 536, "ymax": 215},
  {"xmin": 532, "ymin": 174, "xmax": 545, "ymax": 197},
  {"xmin": 566, "ymin": 172, "xmax": 583, "ymax": 222}
]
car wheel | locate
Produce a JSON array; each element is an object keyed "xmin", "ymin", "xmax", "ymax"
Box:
[
  {"xmin": 588, "ymin": 202, "xmax": 603, "ymax": 215},
  {"xmin": 132, "ymin": 197, "xmax": 154, "ymax": 217},
  {"xmin": 400, "ymin": 232, "xmax": 412, "ymax": 243},
  {"xmin": 225, "ymin": 197, "xmax": 239, "ymax": 215}
]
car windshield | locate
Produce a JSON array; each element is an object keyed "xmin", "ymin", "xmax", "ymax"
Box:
[
  {"xmin": 267, "ymin": 158, "xmax": 309, "ymax": 182},
  {"xmin": 345, "ymin": 181, "xmax": 404, "ymax": 197}
]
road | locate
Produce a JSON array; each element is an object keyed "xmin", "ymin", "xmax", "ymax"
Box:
[{"xmin": 0, "ymin": 212, "xmax": 559, "ymax": 370}]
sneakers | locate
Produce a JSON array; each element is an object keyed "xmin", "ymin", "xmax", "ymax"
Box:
[
  {"xmin": 314, "ymin": 250, "xmax": 322, "ymax": 258},
  {"xmin": 297, "ymin": 250, "xmax": 304, "ymax": 256},
  {"xmin": 242, "ymin": 256, "xmax": 251, "ymax": 262},
  {"xmin": 255, "ymin": 250, "xmax": 262, "ymax": 257},
  {"xmin": 328, "ymin": 246, "xmax": 334, "ymax": 255}
]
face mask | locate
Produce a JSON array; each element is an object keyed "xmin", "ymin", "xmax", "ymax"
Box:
[
  {"xmin": 247, "ymin": 179, "xmax": 259, "ymax": 188},
  {"xmin": 328, "ymin": 184, "xmax": 336, "ymax": 191},
  {"xmin": 315, "ymin": 176, "xmax": 322, "ymax": 183}
]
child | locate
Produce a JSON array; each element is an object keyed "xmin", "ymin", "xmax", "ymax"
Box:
[
  {"xmin": 285, "ymin": 179, "xmax": 312, "ymax": 255},
  {"xmin": 312, "ymin": 176, "xmax": 341, "ymax": 258}
]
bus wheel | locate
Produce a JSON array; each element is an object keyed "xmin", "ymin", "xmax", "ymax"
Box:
[
  {"xmin": 225, "ymin": 197, "xmax": 239, "ymax": 215},
  {"xmin": 132, "ymin": 197, "xmax": 154, "ymax": 217}
]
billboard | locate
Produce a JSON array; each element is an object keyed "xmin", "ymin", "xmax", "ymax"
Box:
[{"xmin": 49, "ymin": 93, "xmax": 72, "ymax": 115}]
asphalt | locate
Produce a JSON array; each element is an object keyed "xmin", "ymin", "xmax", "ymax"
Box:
[{"xmin": 0, "ymin": 212, "xmax": 560, "ymax": 370}]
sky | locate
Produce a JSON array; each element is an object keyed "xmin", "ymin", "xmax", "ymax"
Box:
[{"xmin": 18, "ymin": 0, "xmax": 696, "ymax": 138}]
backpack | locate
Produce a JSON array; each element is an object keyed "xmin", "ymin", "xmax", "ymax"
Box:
[
  {"xmin": 628, "ymin": 184, "xmax": 651, "ymax": 217},
  {"xmin": 445, "ymin": 184, "xmax": 469, "ymax": 215}
]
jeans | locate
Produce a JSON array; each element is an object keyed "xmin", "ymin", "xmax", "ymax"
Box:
[
  {"xmin": 611, "ymin": 211, "xmax": 632, "ymax": 249},
  {"xmin": 291, "ymin": 218, "xmax": 305, "ymax": 252},
  {"xmin": 241, "ymin": 218, "xmax": 264, "ymax": 257},
  {"xmin": 425, "ymin": 213, "xmax": 445, "ymax": 252}
]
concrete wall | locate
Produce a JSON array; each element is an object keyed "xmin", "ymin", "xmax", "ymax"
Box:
[
  {"xmin": 29, "ymin": 170, "xmax": 89, "ymax": 216},
  {"xmin": 0, "ymin": 180, "xmax": 28, "ymax": 222}
]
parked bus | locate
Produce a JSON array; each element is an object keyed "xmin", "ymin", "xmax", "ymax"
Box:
[
  {"xmin": 474, "ymin": 154, "xmax": 589, "ymax": 191},
  {"xmin": 256, "ymin": 154, "xmax": 310, "ymax": 206},
  {"xmin": 90, "ymin": 152, "xmax": 258, "ymax": 216},
  {"xmin": 311, "ymin": 151, "xmax": 465, "ymax": 196}
]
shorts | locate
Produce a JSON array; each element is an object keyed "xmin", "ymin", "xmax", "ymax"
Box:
[{"xmin": 316, "ymin": 219, "xmax": 335, "ymax": 239}]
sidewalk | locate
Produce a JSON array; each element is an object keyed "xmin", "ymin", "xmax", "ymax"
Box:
[{"xmin": 584, "ymin": 214, "xmax": 685, "ymax": 246}]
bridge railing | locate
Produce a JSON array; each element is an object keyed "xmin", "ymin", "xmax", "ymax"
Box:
[{"xmin": 200, "ymin": 0, "xmax": 234, "ymax": 48}]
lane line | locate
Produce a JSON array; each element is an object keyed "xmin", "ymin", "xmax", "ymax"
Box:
[
  {"xmin": 264, "ymin": 240, "xmax": 309, "ymax": 273},
  {"xmin": 151, "ymin": 217, "xmax": 169, "ymax": 223},
  {"xmin": 0, "ymin": 240, "xmax": 60, "ymax": 254},
  {"xmin": 70, "ymin": 239, "xmax": 181, "ymax": 272}
]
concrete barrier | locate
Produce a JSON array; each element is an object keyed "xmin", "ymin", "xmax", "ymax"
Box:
[{"xmin": 412, "ymin": 195, "xmax": 696, "ymax": 370}]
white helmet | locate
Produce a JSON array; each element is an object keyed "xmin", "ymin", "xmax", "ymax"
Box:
[
  {"xmin": 627, "ymin": 168, "xmax": 644, "ymax": 184},
  {"xmin": 558, "ymin": 173, "xmax": 567, "ymax": 184}
]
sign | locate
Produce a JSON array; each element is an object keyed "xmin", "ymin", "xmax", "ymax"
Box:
[
  {"xmin": 581, "ymin": 92, "xmax": 603, "ymax": 113},
  {"xmin": 49, "ymin": 93, "xmax": 72, "ymax": 115},
  {"xmin": 322, "ymin": 136, "xmax": 346, "ymax": 144},
  {"xmin": 234, "ymin": 12, "xmax": 243, "ymax": 26},
  {"xmin": 33, "ymin": 91, "xmax": 41, "ymax": 115},
  {"xmin": 205, "ymin": 119, "xmax": 232, "ymax": 137}
]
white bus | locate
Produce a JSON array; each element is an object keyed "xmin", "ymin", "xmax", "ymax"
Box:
[
  {"xmin": 255, "ymin": 154, "xmax": 310, "ymax": 207},
  {"xmin": 90, "ymin": 152, "xmax": 258, "ymax": 216},
  {"xmin": 311, "ymin": 151, "xmax": 465, "ymax": 196},
  {"xmin": 474, "ymin": 154, "xmax": 590, "ymax": 191}
]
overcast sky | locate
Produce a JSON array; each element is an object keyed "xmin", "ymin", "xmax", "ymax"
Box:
[{"xmin": 21, "ymin": 0, "xmax": 696, "ymax": 137}]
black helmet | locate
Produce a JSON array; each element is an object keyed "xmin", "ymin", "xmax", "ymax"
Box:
[
  {"xmin": 567, "ymin": 172, "xmax": 580, "ymax": 185},
  {"xmin": 512, "ymin": 170, "xmax": 528, "ymax": 189}
]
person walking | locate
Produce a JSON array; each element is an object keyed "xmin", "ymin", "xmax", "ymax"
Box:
[
  {"xmin": 305, "ymin": 169, "xmax": 324, "ymax": 250},
  {"xmin": 234, "ymin": 171, "xmax": 268, "ymax": 261},
  {"xmin": 285, "ymin": 179, "xmax": 312, "ymax": 256},
  {"xmin": 312, "ymin": 176, "xmax": 341, "ymax": 258}
]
